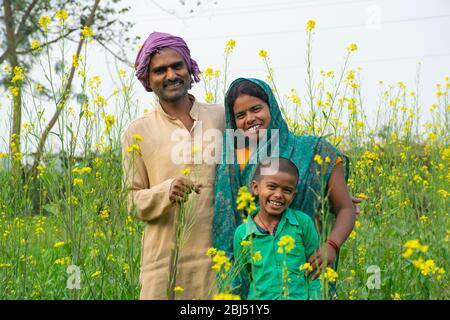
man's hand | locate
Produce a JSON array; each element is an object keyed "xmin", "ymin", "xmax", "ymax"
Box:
[
  {"xmin": 169, "ymin": 176, "xmax": 203, "ymax": 204},
  {"xmin": 306, "ymin": 242, "xmax": 337, "ymax": 280},
  {"xmin": 351, "ymin": 196, "xmax": 362, "ymax": 215}
]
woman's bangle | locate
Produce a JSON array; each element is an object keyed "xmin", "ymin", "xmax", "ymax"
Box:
[{"xmin": 326, "ymin": 239, "xmax": 340, "ymax": 253}]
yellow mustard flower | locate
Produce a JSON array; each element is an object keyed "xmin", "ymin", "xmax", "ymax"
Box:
[
  {"xmin": 91, "ymin": 270, "xmax": 101, "ymax": 278},
  {"xmin": 252, "ymin": 251, "xmax": 262, "ymax": 263},
  {"xmin": 277, "ymin": 235, "xmax": 295, "ymax": 253},
  {"xmin": 38, "ymin": 16, "xmax": 51, "ymax": 31},
  {"xmin": 180, "ymin": 168, "xmax": 190, "ymax": 176},
  {"xmin": 322, "ymin": 267, "xmax": 338, "ymax": 282},
  {"xmin": 313, "ymin": 154, "xmax": 323, "ymax": 165},
  {"xmin": 73, "ymin": 178, "xmax": 83, "ymax": 186},
  {"xmin": 56, "ymin": 10, "xmax": 69, "ymax": 24},
  {"xmin": 300, "ymin": 262, "xmax": 313, "ymax": 272},
  {"xmin": 224, "ymin": 39, "xmax": 236, "ymax": 54},
  {"xmin": 213, "ymin": 293, "xmax": 241, "ymax": 300},
  {"xmin": 206, "ymin": 247, "xmax": 217, "ymax": 257},
  {"xmin": 53, "ymin": 241, "xmax": 65, "ymax": 248},
  {"xmin": 132, "ymin": 133, "xmax": 142, "ymax": 141},
  {"xmin": 391, "ymin": 293, "xmax": 401, "ymax": 300},
  {"xmin": 30, "ymin": 39, "xmax": 41, "ymax": 51},
  {"xmin": 174, "ymin": 286, "xmax": 184, "ymax": 294},
  {"xmin": 347, "ymin": 43, "xmax": 358, "ymax": 52},
  {"xmin": 82, "ymin": 26, "xmax": 94, "ymax": 38},
  {"xmin": 258, "ymin": 49, "xmax": 268, "ymax": 59},
  {"xmin": 306, "ymin": 19, "xmax": 316, "ymax": 32}
]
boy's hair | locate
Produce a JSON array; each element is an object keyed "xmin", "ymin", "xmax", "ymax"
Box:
[{"xmin": 253, "ymin": 157, "xmax": 299, "ymax": 185}]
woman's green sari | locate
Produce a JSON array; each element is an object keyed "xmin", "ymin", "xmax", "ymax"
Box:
[{"xmin": 212, "ymin": 78, "xmax": 349, "ymax": 297}]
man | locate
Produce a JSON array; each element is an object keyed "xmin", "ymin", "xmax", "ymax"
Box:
[{"xmin": 123, "ymin": 32, "xmax": 224, "ymax": 299}]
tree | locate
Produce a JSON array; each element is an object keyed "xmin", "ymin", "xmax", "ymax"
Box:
[{"xmin": 0, "ymin": 0, "xmax": 136, "ymax": 175}]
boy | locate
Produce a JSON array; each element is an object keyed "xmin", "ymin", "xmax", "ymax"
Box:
[{"xmin": 233, "ymin": 157, "xmax": 321, "ymax": 300}]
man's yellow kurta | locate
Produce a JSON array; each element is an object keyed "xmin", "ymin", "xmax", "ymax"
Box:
[{"xmin": 122, "ymin": 96, "xmax": 224, "ymax": 299}]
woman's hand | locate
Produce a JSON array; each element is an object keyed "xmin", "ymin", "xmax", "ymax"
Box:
[
  {"xmin": 305, "ymin": 242, "xmax": 338, "ymax": 280},
  {"xmin": 351, "ymin": 196, "xmax": 362, "ymax": 215}
]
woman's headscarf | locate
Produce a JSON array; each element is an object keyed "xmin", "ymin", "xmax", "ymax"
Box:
[
  {"xmin": 134, "ymin": 31, "xmax": 201, "ymax": 92},
  {"xmin": 212, "ymin": 78, "xmax": 348, "ymax": 257}
]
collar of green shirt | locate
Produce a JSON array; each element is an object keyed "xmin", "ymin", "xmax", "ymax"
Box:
[{"xmin": 243, "ymin": 208, "xmax": 300, "ymax": 239}]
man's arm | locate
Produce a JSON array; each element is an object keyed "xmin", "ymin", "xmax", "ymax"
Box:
[{"xmin": 122, "ymin": 132, "xmax": 174, "ymax": 222}]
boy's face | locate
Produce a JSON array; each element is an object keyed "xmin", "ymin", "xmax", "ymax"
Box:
[{"xmin": 251, "ymin": 171, "xmax": 297, "ymax": 217}]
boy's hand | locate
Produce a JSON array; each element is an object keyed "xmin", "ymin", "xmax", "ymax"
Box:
[
  {"xmin": 169, "ymin": 177, "xmax": 203, "ymax": 204},
  {"xmin": 306, "ymin": 243, "xmax": 337, "ymax": 280}
]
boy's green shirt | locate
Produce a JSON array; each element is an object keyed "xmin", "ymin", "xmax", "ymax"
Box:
[{"xmin": 233, "ymin": 208, "xmax": 321, "ymax": 300}]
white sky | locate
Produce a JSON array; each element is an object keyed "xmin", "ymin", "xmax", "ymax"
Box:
[{"xmin": 1, "ymin": 0, "xmax": 449, "ymax": 152}]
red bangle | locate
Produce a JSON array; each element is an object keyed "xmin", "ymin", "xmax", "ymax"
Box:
[{"xmin": 327, "ymin": 239, "xmax": 340, "ymax": 253}]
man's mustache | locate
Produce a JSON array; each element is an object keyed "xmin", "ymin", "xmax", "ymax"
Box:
[{"xmin": 163, "ymin": 79, "xmax": 184, "ymax": 87}]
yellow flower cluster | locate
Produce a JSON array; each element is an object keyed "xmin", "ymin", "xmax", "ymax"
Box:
[
  {"xmin": 213, "ymin": 293, "xmax": 241, "ymax": 300},
  {"xmin": 252, "ymin": 251, "xmax": 262, "ymax": 262},
  {"xmin": 300, "ymin": 262, "xmax": 313, "ymax": 272},
  {"xmin": 204, "ymin": 92, "xmax": 215, "ymax": 103},
  {"xmin": 99, "ymin": 207, "xmax": 110, "ymax": 220},
  {"xmin": 82, "ymin": 26, "xmax": 94, "ymax": 39},
  {"xmin": 38, "ymin": 16, "xmax": 51, "ymax": 31},
  {"xmin": 54, "ymin": 256, "xmax": 71, "ymax": 265},
  {"xmin": 11, "ymin": 66, "xmax": 24, "ymax": 83},
  {"xmin": 402, "ymin": 239, "xmax": 428, "ymax": 258},
  {"xmin": 206, "ymin": 247, "xmax": 217, "ymax": 257},
  {"xmin": 72, "ymin": 166, "xmax": 92, "ymax": 174},
  {"xmin": 314, "ymin": 154, "xmax": 323, "ymax": 165},
  {"xmin": 391, "ymin": 293, "xmax": 401, "ymax": 300},
  {"xmin": 258, "ymin": 49, "xmax": 268, "ymax": 59},
  {"xmin": 30, "ymin": 39, "xmax": 41, "ymax": 52},
  {"xmin": 180, "ymin": 168, "xmax": 190, "ymax": 176},
  {"xmin": 321, "ymin": 267, "xmax": 338, "ymax": 282},
  {"xmin": 94, "ymin": 95, "xmax": 106, "ymax": 106},
  {"xmin": 347, "ymin": 43, "xmax": 358, "ymax": 52},
  {"xmin": 104, "ymin": 114, "xmax": 116, "ymax": 134},
  {"xmin": 73, "ymin": 178, "xmax": 83, "ymax": 186},
  {"xmin": 91, "ymin": 270, "xmax": 101, "ymax": 278},
  {"xmin": 126, "ymin": 143, "xmax": 141, "ymax": 154},
  {"xmin": 224, "ymin": 39, "xmax": 236, "ymax": 54},
  {"xmin": 412, "ymin": 258, "xmax": 445, "ymax": 278},
  {"xmin": 209, "ymin": 249, "xmax": 231, "ymax": 273},
  {"xmin": 53, "ymin": 241, "xmax": 65, "ymax": 248},
  {"xmin": 277, "ymin": 235, "xmax": 295, "ymax": 253},
  {"xmin": 240, "ymin": 240, "xmax": 251, "ymax": 247},
  {"xmin": 174, "ymin": 286, "xmax": 184, "ymax": 294},
  {"xmin": 306, "ymin": 19, "xmax": 316, "ymax": 32},
  {"xmin": 36, "ymin": 162, "xmax": 46, "ymax": 179},
  {"xmin": 236, "ymin": 186, "xmax": 256, "ymax": 217},
  {"xmin": 56, "ymin": 10, "xmax": 69, "ymax": 24}
]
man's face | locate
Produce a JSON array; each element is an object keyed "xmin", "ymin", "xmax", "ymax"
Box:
[
  {"xmin": 148, "ymin": 48, "xmax": 192, "ymax": 103},
  {"xmin": 251, "ymin": 171, "xmax": 297, "ymax": 217}
]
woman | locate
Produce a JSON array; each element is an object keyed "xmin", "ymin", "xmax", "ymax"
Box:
[{"xmin": 213, "ymin": 78, "xmax": 356, "ymax": 297}]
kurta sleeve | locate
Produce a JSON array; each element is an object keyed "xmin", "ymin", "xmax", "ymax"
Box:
[{"xmin": 122, "ymin": 131, "xmax": 174, "ymax": 222}]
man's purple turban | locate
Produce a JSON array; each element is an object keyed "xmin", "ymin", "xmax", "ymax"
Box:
[{"xmin": 134, "ymin": 31, "xmax": 201, "ymax": 92}]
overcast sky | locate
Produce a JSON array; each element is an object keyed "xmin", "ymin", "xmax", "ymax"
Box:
[
  {"xmin": 125, "ymin": 0, "xmax": 450, "ymax": 119},
  {"xmin": 1, "ymin": 0, "xmax": 449, "ymax": 151}
]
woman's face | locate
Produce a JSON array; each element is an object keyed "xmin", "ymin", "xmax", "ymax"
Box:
[{"xmin": 232, "ymin": 94, "xmax": 271, "ymax": 139}]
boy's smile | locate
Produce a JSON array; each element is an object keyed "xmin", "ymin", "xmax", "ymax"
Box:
[{"xmin": 252, "ymin": 171, "xmax": 297, "ymax": 218}]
